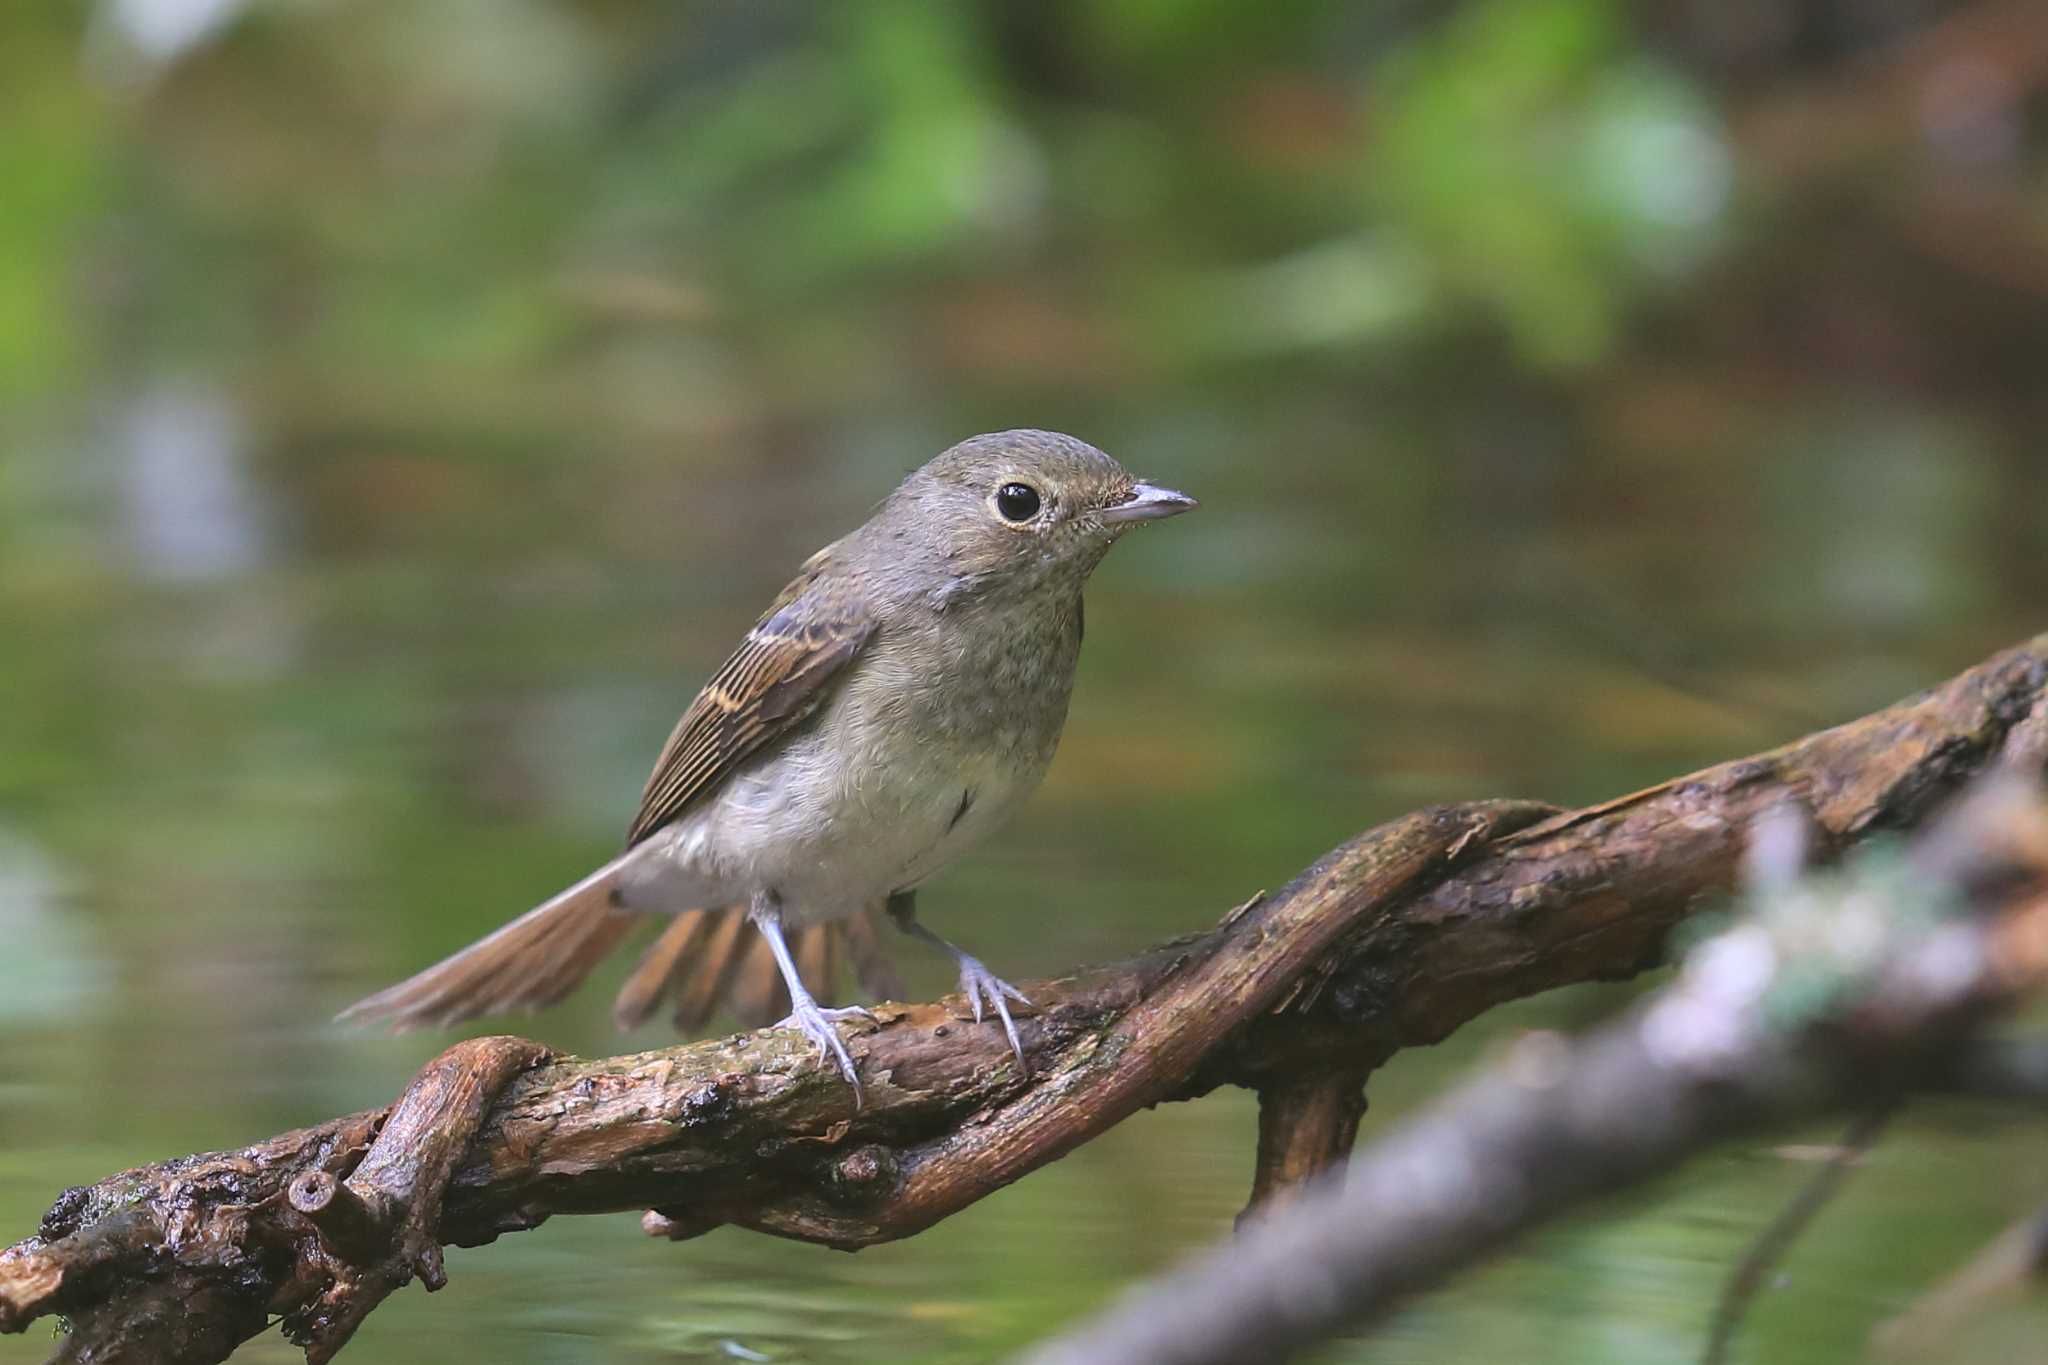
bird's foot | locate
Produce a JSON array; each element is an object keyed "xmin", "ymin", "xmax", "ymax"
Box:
[
  {"xmin": 955, "ymin": 957, "xmax": 1030, "ymax": 1069},
  {"xmin": 774, "ymin": 1001, "xmax": 876, "ymax": 1101}
]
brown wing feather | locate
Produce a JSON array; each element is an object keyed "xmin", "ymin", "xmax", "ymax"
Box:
[{"xmin": 627, "ymin": 555, "xmax": 873, "ymax": 847}]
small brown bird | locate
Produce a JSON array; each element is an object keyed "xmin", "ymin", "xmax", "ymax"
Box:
[{"xmin": 339, "ymin": 430, "xmax": 1195, "ymax": 1096}]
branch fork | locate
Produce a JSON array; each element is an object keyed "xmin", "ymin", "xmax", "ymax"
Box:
[{"xmin": 5, "ymin": 633, "xmax": 2048, "ymax": 1363}]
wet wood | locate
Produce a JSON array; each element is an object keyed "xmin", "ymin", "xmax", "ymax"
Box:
[{"xmin": 4, "ymin": 633, "xmax": 2047, "ymax": 1363}]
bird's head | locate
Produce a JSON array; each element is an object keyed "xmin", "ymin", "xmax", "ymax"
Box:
[{"xmin": 883, "ymin": 429, "xmax": 1196, "ymax": 598}]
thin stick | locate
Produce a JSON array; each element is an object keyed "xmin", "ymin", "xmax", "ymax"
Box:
[{"xmin": 1700, "ymin": 1104, "xmax": 1897, "ymax": 1365}]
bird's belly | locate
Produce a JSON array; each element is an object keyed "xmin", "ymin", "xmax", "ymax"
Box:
[{"xmin": 647, "ymin": 728, "xmax": 1035, "ymax": 928}]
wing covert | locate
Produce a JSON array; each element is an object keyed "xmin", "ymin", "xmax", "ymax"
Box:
[{"xmin": 626, "ymin": 570, "xmax": 873, "ymax": 846}]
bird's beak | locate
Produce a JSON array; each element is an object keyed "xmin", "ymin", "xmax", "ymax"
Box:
[{"xmin": 1100, "ymin": 481, "xmax": 1198, "ymax": 525}]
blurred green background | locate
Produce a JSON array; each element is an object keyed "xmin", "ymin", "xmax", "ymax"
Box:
[{"xmin": 5, "ymin": 1, "xmax": 2048, "ymax": 1361}]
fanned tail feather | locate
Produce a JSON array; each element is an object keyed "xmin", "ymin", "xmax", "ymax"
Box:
[
  {"xmin": 336, "ymin": 857, "xmax": 636, "ymax": 1032},
  {"xmin": 665, "ymin": 910, "xmax": 752, "ymax": 1031},
  {"xmin": 725, "ymin": 929, "xmax": 785, "ymax": 1026},
  {"xmin": 841, "ymin": 907, "xmax": 907, "ymax": 1001},
  {"xmin": 609, "ymin": 903, "xmax": 904, "ymax": 1032},
  {"xmin": 610, "ymin": 910, "xmax": 713, "ymax": 1030},
  {"xmin": 342, "ymin": 863, "xmax": 905, "ymax": 1037}
]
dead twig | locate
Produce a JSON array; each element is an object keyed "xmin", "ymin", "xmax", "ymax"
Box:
[{"xmin": 1701, "ymin": 1105, "xmax": 1897, "ymax": 1365}]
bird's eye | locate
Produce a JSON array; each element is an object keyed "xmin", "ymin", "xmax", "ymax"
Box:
[{"xmin": 994, "ymin": 482, "xmax": 1042, "ymax": 523}]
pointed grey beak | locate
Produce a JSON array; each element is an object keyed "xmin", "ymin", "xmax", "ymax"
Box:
[{"xmin": 1100, "ymin": 481, "xmax": 1198, "ymax": 525}]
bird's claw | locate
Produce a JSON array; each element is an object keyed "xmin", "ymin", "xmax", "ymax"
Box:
[
  {"xmin": 956, "ymin": 956, "xmax": 1030, "ymax": 1069},
  {"xmin": 774, "ymin": 1002, "xmax": 875, "ymax": 1103}
]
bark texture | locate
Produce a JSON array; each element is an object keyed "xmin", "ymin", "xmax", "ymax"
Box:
[
  {"xmin": 4, "ymin": 633, "xmax": 2046, "ymax": 1363},
  {"xmin": 1015, "ymin": 781, "xmax": 2048, "ymax": 1365}
]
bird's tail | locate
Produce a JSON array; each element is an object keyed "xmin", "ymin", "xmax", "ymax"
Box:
[
  {"xmin": 337, "ymin": 858, "xmax": 639, "ymax": 1032},
  {"xmin": 611, "ymin": 904, "xmax": 905, "ymax": 1032},
  {"xmin": 338, "ymin": 858, "xmax": 905, "ymax": 1035}
]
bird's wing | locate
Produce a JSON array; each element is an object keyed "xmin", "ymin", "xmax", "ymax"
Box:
[{"xmin": 626, "ymin": 555, "xmax": 874, "ymax": 846}]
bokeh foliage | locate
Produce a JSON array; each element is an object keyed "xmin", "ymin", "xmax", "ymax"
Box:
[{"xmin": 5, "ymin": 1, "xmax": 2048, "ymax": 1362}]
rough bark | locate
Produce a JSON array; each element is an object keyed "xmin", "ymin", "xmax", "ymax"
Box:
[
  {"xmin": 1014, "ymin": 779, "xmax": 2048, "ymax": 1365},
  {"xmin": 5, "ymin": 633, "xmax": 2047, "ymax": 1363},
  {"xmin": 286, "ymin": 1036, "xmax": 553, "ymax": 1362}
]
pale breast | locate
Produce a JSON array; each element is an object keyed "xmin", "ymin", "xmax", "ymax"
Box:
[{"xmin": 641, "ymin": 589, "xmax": 1080, "ymax": 925}]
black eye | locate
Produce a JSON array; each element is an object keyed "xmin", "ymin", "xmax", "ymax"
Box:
[{"xmin": 994, "ymin": 482, "xmax": 1042, "ymax": 522}]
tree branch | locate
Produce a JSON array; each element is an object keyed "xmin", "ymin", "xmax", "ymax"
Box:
[
  {"xmin": 1014, "ymin": 777, "xmax": 2048, "ymax": 1365},
  {"xmin": 1243, "ymin": 1070, "xmax": 1372, "ymax": 1219},
  {"xmin": 285, "ymin": 1036, "xmax": 552, "ymax": 1362},
  {"xmin": 5, "ymin": 633, "xmax": 2048, "ymax": 1363}
]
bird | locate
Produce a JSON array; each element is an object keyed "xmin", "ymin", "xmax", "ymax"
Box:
[{"xmin": 338, "ymin": 430, "xmax": 1195, "ymax": 1098}]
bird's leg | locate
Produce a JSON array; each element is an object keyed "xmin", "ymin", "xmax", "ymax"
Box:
[
  {"xmin": 750, "ymin": 894, "xmax": 872, "ymax": 1101},
  {"xmin": 886, "ymin": 890, "xmax": 1030, "ymax": 1068}
]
